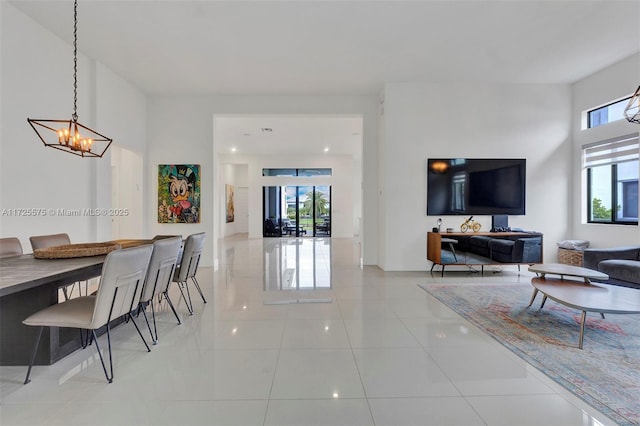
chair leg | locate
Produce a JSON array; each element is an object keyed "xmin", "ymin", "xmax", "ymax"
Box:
[
  {"xmin": 62, "ymin": 286, "xmax": 70, "ymax": 301},
  {"xmin": 24, "ymin": 326, "xmax": 44, "ymax": 384},
  {"xmin": 80, "ymin": 328, "xmax": 92, "ymax": 349},
  {"xmin": 139, "ymin": 303, "xmax": 157, "ymax": 345},
  {"xmin": 149, "ymin": 299, "xmax": 159, "ymax": 344},
  {"xmin": 184, "ymin": 282, "xmax": 194, "ymax": 314},
  {"xmin": 127, "ymin": 313, "xmax": 151, "ymax": 352},
  {"xmin": 64, "ymin": 282, "xmax": 78, "ymax": 300},
  {"xmin": 92, "ymin": 329, "xmax": 113, "ymax": 383},
  {"xmin": 177, "ymin": 281, "xmax": 194, "ymax": 315},
  {"xmin": 190, "ymin": 276, "xmax": 207, "ymax": 304},
  {"xmin": 163, "ymin": 291, "xmax": 182, "ymax": 325}
]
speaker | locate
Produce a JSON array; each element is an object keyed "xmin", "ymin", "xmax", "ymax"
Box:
[{"xmin": 491, "ymin": 215, "xmax": 509, "ymax": 232}]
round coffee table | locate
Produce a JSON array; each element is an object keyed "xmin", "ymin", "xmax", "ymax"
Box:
[
  {"xmin": 529, "ymin": 277, "xmax": 640, "ymax": 349},
  {"xmin": 528, "ymin": 263, "xmax": 608, "ymax": 283},
  {"xmin": 527, "ymin": 263, "xmax": 608, "ymax": 309}
]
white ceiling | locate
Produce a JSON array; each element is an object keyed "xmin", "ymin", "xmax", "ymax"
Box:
[
  {"xmin": 8, "ymin": 0, "xmax": 640, "ymax": 158},
  {"xmin": 10, "ymin": 0, "xmax": 640, "ymax": 96},
  {"xmin": 214, "ymin": 115, "xmax": 363, "ymax": 158}
]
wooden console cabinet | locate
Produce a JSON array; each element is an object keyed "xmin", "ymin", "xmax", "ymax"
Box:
[{"xmin": 427, "ymin": 231, "xmax": 543, "ymax": 275}]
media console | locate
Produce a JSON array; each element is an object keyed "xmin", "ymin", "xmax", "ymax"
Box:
[{"xmin": 427, "ymin": 231, "xmax": 543, "ymax": 276}]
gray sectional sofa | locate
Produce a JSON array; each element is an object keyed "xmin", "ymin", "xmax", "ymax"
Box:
[
  {"xmin": 583, "ymin": 246, "xmax": 640, "ymax": 289},
  {"xmin": 465, "ymin": 234, "xmax": 543, "ymax": 264}
]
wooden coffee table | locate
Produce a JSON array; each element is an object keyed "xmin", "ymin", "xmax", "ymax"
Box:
[{"xmin": 529, "ymin": 277, "xmax": 640, "ymax": 349}]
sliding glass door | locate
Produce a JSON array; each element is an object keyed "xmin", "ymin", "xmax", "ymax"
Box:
[{"xmin": 263, "ymin": 185, "xmax": 331, "ymax": 237}]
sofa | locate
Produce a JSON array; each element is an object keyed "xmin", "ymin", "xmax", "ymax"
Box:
[
  {"xmin": 582, "ymin": 246, "xmax": 640, "ymax": 289},
  {"xmin": 467, "ymin": 234, "xmax": 542, "ymax": 264}
]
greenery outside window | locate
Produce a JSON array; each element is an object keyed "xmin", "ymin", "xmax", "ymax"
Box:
[{"xmin": 584, "ymin": 133, "xmax": 639, "ymax": 225}]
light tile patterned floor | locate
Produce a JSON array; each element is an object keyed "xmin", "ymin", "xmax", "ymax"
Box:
[{"xmin": 0, "ymin": 236, "xmax": 618, "ymax": 425}]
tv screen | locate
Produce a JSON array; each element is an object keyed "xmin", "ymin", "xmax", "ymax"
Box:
[{"xmin": 427, "ymin": 158, "xmax": 526, "ymax": 216}]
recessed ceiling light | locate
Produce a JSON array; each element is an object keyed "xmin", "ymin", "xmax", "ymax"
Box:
[
  {"xmin": 261, "ymin": 127, "xmax": 273, "ymax": 132},
  {"xmin": 324, "ymin": 147, "xmax": 329, "ymax": 153},
  {"xmin": 231, "ymin": 147, "xmax": 237, "ymax": 152}
]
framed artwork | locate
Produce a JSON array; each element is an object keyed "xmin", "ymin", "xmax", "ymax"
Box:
[
  {"xmin": 226, "ymin": 184, "xmax": 235, "ymax": 223},
  {"xmin": 158, "ymin": 164, "xmax": 200, "ymax": 223}
]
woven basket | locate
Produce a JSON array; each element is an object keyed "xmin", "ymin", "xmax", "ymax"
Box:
[
  {"xmin": 34, "ymin": 242, "xmax": 122, "ymax": 259},
  {"xmin": 558, "ymin": 248, "xmax": 584, "ymax": 266}
]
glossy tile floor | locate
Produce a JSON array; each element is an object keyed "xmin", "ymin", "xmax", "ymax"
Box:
[{"xmin": 0, "ymin": 236, "xmax": 618, "ymax": 425}]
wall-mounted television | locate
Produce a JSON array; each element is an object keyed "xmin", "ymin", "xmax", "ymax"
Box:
[{"xmin": 427, "ymin": 158, "xmax": 526, "ymax": 216}]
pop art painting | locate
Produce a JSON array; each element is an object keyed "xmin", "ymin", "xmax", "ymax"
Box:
[
  {"xmin": 158, "ymin": 164, "xmax": 200, "ymax": 223},
  {"xmin": 225, "ymin": 184, "xmax": 235, "ymax": 223}
]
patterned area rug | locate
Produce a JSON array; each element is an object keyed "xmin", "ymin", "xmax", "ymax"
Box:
[{"xmin": 418, "ymin": 283, "xmax": 640, "ymax": 426}]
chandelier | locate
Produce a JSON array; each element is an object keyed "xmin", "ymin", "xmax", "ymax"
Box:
[
  {"xmin": 27, "ymin": 0, "xmax": 112, "ymax": 158},
  {"xmin": 624, "ymin": 85, "xmax": 640, "ymax": 125}
]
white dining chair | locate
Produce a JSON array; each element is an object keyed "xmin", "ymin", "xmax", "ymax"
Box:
[
  {"xmin": 29, "ymin": 233, "xmax": 81, "ymax": 298},
  {"xmin": 137, "ymin": 236, "xmax": 183, "ymax": 343},
  {"xmin": 22, "ymin": 244, "xmax": 153, "ymax": 384},
  {"xmin": 171, "ymin": 232, "xmax": 206, "ymax": 315},
  {"xmin": 0, "ymin": 237, "xmax": 23, "ymax": 258}
]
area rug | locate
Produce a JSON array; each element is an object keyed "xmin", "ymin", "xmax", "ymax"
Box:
[{"xmin": 418, "ymin": 283, "xmax": 640, "ymax": 426}]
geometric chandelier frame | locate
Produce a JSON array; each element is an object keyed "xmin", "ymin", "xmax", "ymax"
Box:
[
  {"xmin": 624, "ymin": 85, "xmax": 640, "ymax": 125},
  {"xmin": 27, "ymin": 118, "xmax": 112, "ymax": 158},
  {"xmin": 27, "ymin": 0, "xmax": 112, "ymax": 158}
]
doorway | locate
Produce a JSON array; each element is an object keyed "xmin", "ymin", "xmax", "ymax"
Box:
[
  {"xmin": 263, "ymin": 185, "xmax": 331, "ymax": 238},
  {"xmin": 110, "ymin": 145, "xmax": 143, "ymax": 239}
]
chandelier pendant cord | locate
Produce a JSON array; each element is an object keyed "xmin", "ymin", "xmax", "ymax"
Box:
[
  {"xmin": 26, "ymin": 0, "xmax": 113, "ymax": 157},
  {"xmin": 72, "ymin": 0, "xmax": 78, "ymax": 122}
]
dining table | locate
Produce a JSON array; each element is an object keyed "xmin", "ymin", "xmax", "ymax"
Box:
[{"xmin": 0, "ymin": 239, "xmax": 157, "ymax": 366}]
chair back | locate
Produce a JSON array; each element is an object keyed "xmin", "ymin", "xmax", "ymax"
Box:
[
  {"xmin": 90, "ymin": 245, "xmax": 153, "ymax": 329},
  {"xmin": 140, "ymin": 236, "xmax": 182, "ymax": 303},
  {"xmin": 174, "ymin": 232, "xmax": 206, "ymax": 282},
  {"xmin": 29, "ymin": 233, "xmax": 71, "ymax": 250},
  {"xmin": 0, "ymin": 237, "xmax": 23, "ymax": 258}
]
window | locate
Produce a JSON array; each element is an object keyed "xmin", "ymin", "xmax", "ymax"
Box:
[
  {"xmin": 262, "ymin": 168, "xmax": 296, "ymax": 177},
  {"xmin": 587, "ymin": 97, "xmax": 632, "ymax": 128},
  {"xmin": 262, "ymin": 168, "xmax": 331, "ymax": 177},
  {"xmin": 584, "ymin": 133, "xmax": 639, "ymax": 225}
]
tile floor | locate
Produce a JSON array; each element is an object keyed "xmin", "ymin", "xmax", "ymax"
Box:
[{"xmin": 0, "ymin": 236, "xmax": 619, "ymax": 425}]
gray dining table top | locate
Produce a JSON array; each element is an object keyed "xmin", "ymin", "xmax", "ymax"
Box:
[{"xmin": 0, "ymin": 254, "xmax": 105, "ymax": 297}]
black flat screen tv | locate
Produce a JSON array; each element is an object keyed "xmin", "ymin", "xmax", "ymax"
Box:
[{"xmin": 427, "ymin": 158, "xmax": 526, "ymax": 216}]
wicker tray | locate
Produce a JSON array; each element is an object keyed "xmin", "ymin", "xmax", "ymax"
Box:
[
  {"xmin": 34, "ymin": 242, "xmax": 122, "ymax": 259},
  {"xmin": 558, "ymin": 247, "xmax": 584, "ymax": 266},
  {"xmin": 110, "ymin": 239, "xmax": 155, "ymax": 249}
]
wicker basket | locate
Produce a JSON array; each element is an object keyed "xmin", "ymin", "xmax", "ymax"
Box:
[
  {"xmin": 558, "ymin": 248, "xmax": 584, "ymax": 266},
  {"xmin": 34, "ymin": 242, "xmax": 122, "ymax": 259}
]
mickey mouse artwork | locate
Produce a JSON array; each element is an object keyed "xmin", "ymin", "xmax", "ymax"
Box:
[{"xmin": 158, "ymin": 164, "xmax": 201, "ymax": 223}]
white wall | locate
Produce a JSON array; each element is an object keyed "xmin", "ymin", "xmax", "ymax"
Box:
[
  {"xmin": 147, "ymin": 96, "xmax": 378, "ymax": 268},
  {"xmin": 571, "ymin": 53, "xmax": 640, "ymax": 248},
  {"xmin": 0, "ymin": 3, "xmax": 147, "ymax": 250},
  {"xmin": 1, "ymin": 3, "xmax": 93, "ymax": 249},
  {"xmin": 96, "ymin": 63, "xmax": 148, "ymax": 242},
  {"xmin": 381, "ymin": 83, "xmax": 573, "ymax": 270},
  {"xmin": 377, "ymin": 93, "xmax": 387, "ymax": 268}
]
